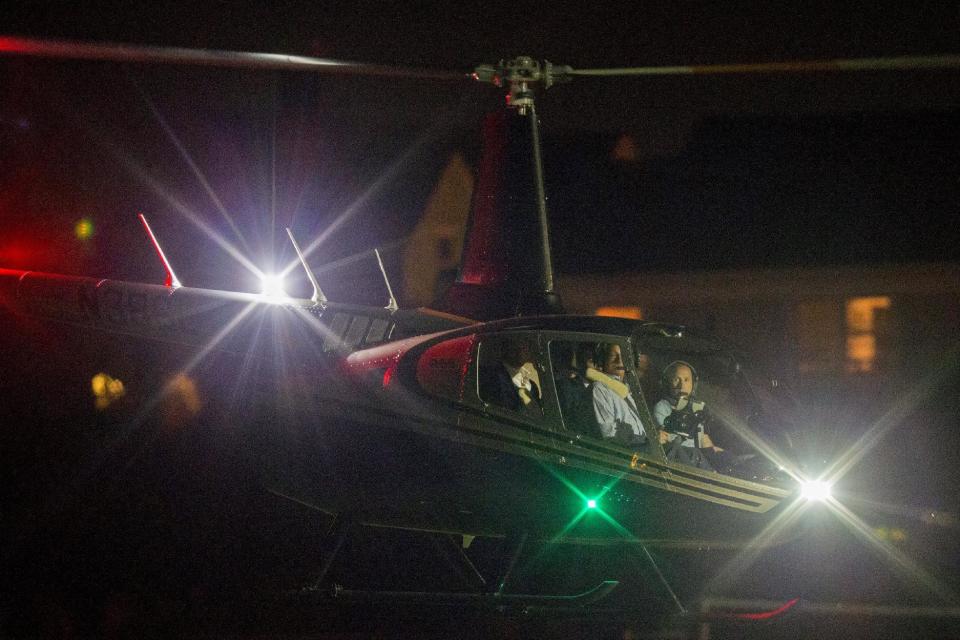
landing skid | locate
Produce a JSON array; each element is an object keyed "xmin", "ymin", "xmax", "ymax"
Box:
[
  {"xmin": 327, "ymin": 579, "xmax": 620, "ymax": 608},
  {"xmin": 270, "ymin": 489, "xmax": 686, "ymax": 613},
  {"xmin": 289, "ymin": 507, "xmax": 621, "ymax": 609}
]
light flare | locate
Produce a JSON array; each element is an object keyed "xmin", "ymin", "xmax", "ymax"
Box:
[
  {"xmin": 707, "ymin": 401, "xmax": 804, "ymax": 483},
  {"xmin": 260, "ymin": 273, "xmax": 288, "ymax": 298},
  {"xmin": 70, "ymin": 119, "xmax": 266, "ymax": 283},
  {"xmin": 821, "ymin": 347, "xmax": 959, "ymax": 487},
  {"xmin": 706, "ymin": 499, "xmax": 811, "ymax": 593},
  {"xmin": 135, "ymin": 84, "xmax": 253, "ymax": 255},
  {"xmin": 800, "ymin": 479, "xmax": 833, "ymax": 502},
  {"xmin": 74, "ymin": 217, "xmax": 94, "ymax": 240},
  {"xmin": 91, "ymin": 372, "xmax": 125, "ymax": 410},
  {"xmin": 279, "ymin": 123, "xmax": 445, "ymax": 279},
  {"xmin": 705, "ymin": 347, "xmax": 960, "ymax": 602},
  {"xmin": 825, "ymin": 497, "xmax": 958, "ymax": 603},
  {"xmin": 176, "ymin": 300, "xmax": 259, "ymax": 376}
]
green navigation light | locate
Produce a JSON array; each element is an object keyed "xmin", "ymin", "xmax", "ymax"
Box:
[{"xmin": 587, "ymin": 499, "xmax": 597, "ymax": 509}]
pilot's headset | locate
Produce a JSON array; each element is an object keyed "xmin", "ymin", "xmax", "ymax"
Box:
[{"xmin": 661, "ymin": 360, "xmax": 699, "ymax": 397}]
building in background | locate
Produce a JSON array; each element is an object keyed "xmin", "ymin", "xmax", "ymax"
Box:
[
  {"xmin": 558, "ymin": 263, "xmax": 960, "ymax": 390},
  {"xmin": 401, "ymin": 153, "xmax": 473, "ymax": 308},
  {"xmin": 402, "ymin": 113, "xmax": 960, "ymax": 403}
]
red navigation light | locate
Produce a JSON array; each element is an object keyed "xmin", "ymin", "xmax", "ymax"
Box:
[
  {"xmin": 0, "ymin": 236, "xmax": 59, "ymax": 269},
  {"xmin": 382, "ymin": 361, "xmax": 397, "ymax": 388}
]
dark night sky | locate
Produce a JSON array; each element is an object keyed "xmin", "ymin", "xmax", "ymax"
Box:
[
  {"xmin": 2, "ymin": 2, "xmax": 959, "ymax": 296},
  {"xmin": 3, "ymin": 9, "xmax": 960, "ymax": 636}
]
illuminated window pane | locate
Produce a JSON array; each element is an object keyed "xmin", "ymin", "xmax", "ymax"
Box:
[
  {"xmin": 846, "ymin": 334, "xmax": 877, "ymax": 372},
  {"xmin": 846, "ymin": 296, "xmax": 890, "ymax": 332},
  {"xmin": 845, "ymin": 297, "xmax": 892, "ymax": 374},
  {"xmin": 595, "ymin": 306, "xmax": 643, "ymax": 320}
]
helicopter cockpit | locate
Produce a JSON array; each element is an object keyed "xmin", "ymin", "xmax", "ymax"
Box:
[{"xmin": 436, "ymin": 321, "xmax": 794, "ymax": 482}]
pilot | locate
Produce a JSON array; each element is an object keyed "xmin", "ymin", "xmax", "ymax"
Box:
[
  {"xmin": 589, "ymin": 343, "xmax": 647, "ymax": 447},
  {"xmin": 479, "ymin": 337, "xmax": 543, "ymax": 416},
  {"xmin": 654, "ymin": 361, "xmax": 722, "ymax": 468}
]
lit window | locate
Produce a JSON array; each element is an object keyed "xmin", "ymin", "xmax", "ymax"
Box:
[
  {"xmin": 595, "ymin": 306, "xmax": 643, "ymax": 320},
  {"xmin": 845, "ymin": 297, "xmax": 891, "ymax": 373}
]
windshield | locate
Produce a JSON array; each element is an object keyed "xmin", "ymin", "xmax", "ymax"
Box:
[{"xmin": 632, "ymin": 330, "xmax": 798, "ymax": 479}]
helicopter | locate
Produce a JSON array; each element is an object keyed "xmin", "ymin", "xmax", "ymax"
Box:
[{"xmin": 2, "ymin": 35, "xmax": 959, "ymax": 635}]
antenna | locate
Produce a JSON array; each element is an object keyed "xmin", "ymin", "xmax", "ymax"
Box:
[
  {"xmin": 374, "ymin": 248, "xmax": 399, "ymax": 312},
  {"xmin": 138, "ymin": 213, "xmax": 182, "ymax": 288},
  {"xmin": 285, "ymin": 228, "xmax": 327, "ymax": 306}
]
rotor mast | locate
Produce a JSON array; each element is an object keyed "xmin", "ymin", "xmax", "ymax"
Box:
[{"xmin": 448, "ymin": 57, "xmax": 572, "ymax": 318}]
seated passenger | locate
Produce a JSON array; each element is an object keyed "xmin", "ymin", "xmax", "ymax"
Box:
[
  {"xmin": 553, "ymin": 342, "xmax": 599, "ymax": 435},
  {"xmin": 478, "ymin": 337, "xmax": 543, "ymax": 417},
  {"xmin": 654, "ymin": 361, "xmax": 723, "ymax": 469},
  {"xmin": 589, "ymin": 343, "xmax": 647, "ymax": 447}
]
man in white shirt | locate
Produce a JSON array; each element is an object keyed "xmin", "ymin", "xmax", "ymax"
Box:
[{"xmin": 590, "ymin": 343, "xmax": 647, "ymax": 446}]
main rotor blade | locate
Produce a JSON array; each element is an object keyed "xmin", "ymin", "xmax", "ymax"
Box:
[
  {"xmin": 0, "ymin": 36, "xmax": 468, "ymax": 81},
  {"xmin": 568, "ymin": 54, "xmax": 960, "ymax": 78}
]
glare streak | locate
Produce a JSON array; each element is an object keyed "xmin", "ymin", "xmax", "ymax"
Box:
[
  {"xmin": 535, "ymin": 459, "xmax": 589, "ymax": 503},
  {"xmin": 229, "ymin": 304, "xmax": 270, "ymax": 411},
  {"xmin": 47, "ymin": 298, "xmax": 262, "ymax": 529},
  {"xmin": 287, "ymin": 304, "xmax": 345, "ymax": 344},
  {"xmin": 303, "ymin": 237, "xmax": 406, "ymax": 281},
  {"xmin": 709, "ymin": 402, "xmax": 803, "ymax": 482},
  {"xmin": 176, "ymin": 300, "xmax": 259, "ymax": 377},
  {"xmin": 523, "ymin": 463, "xmax": 625, "ymax": 574},
  {"xmin": 548, "ymin": 508, "xmax": 592, "ymax": 543},
  {"xmin": 55, "ymin": 103, "xmax": 266, "ymax": 283},
  {"xmin": 705, "ymin": 499, "xmax": 809, "ymax": 594},
  {"xmin": 841, "ymin": 495, "xmax": 958, "ymax": 527},
  {"xmin": 135, "ymin": 84, "xmax": 253, "ymax": 255},
  {"xmin": 704, "ymin": 347, "xmax": 960, "ymax": 602},
  {"xmin": 824, "ymin": 346, "xmax": 960, "ymax": 485},
  {"xmin": 118, "ymin": 299, "xmax": 260, "ymax": 436},
  {"xmin": 279, "ymin": 124, "xmax": 443, "ymax": 279},
  {"xmin": 135, "ymin": 167, "xmax": 265, "ymax": 281},
  {"xmin": 590, "ymin": 506, "xmax": 688, "ymax": 614},
  {"xmin": 826, "ymin": 497, "xmax": 959, "ymax": 604},
  {"xmin": 270, "ymin": 83, "xmax": 278, "ymax": 267}
]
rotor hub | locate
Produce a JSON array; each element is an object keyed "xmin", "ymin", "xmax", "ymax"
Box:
[{"xmin": 473, "ymin": 56, "xmax": 572, "ymax": 113}]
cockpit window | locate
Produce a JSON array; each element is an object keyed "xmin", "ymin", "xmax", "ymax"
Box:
[
  {"xmin": 343, "ymin": 316, "xmax": 370, "ymax": 348},
  {"xmin": 476, "ymin": 334, "xmax": 545, "ymax": 419},
  {"xmin": 548, "ymin": 339, "xmax": 653, "ymax": 448},
  {"xmin": 549, "ymin": 340, "xmax": 599, "ymax": 436},
  {"xmin": 365, "ymin": 317, "xmax": 391, "ymax": 344},
  {"xmin": 322, "ymin": 312, "xmax": 351, "ymax": 352},
  {"xmin": 634, "ymin": 335, "xmax": 794, "ymax": 479}
]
